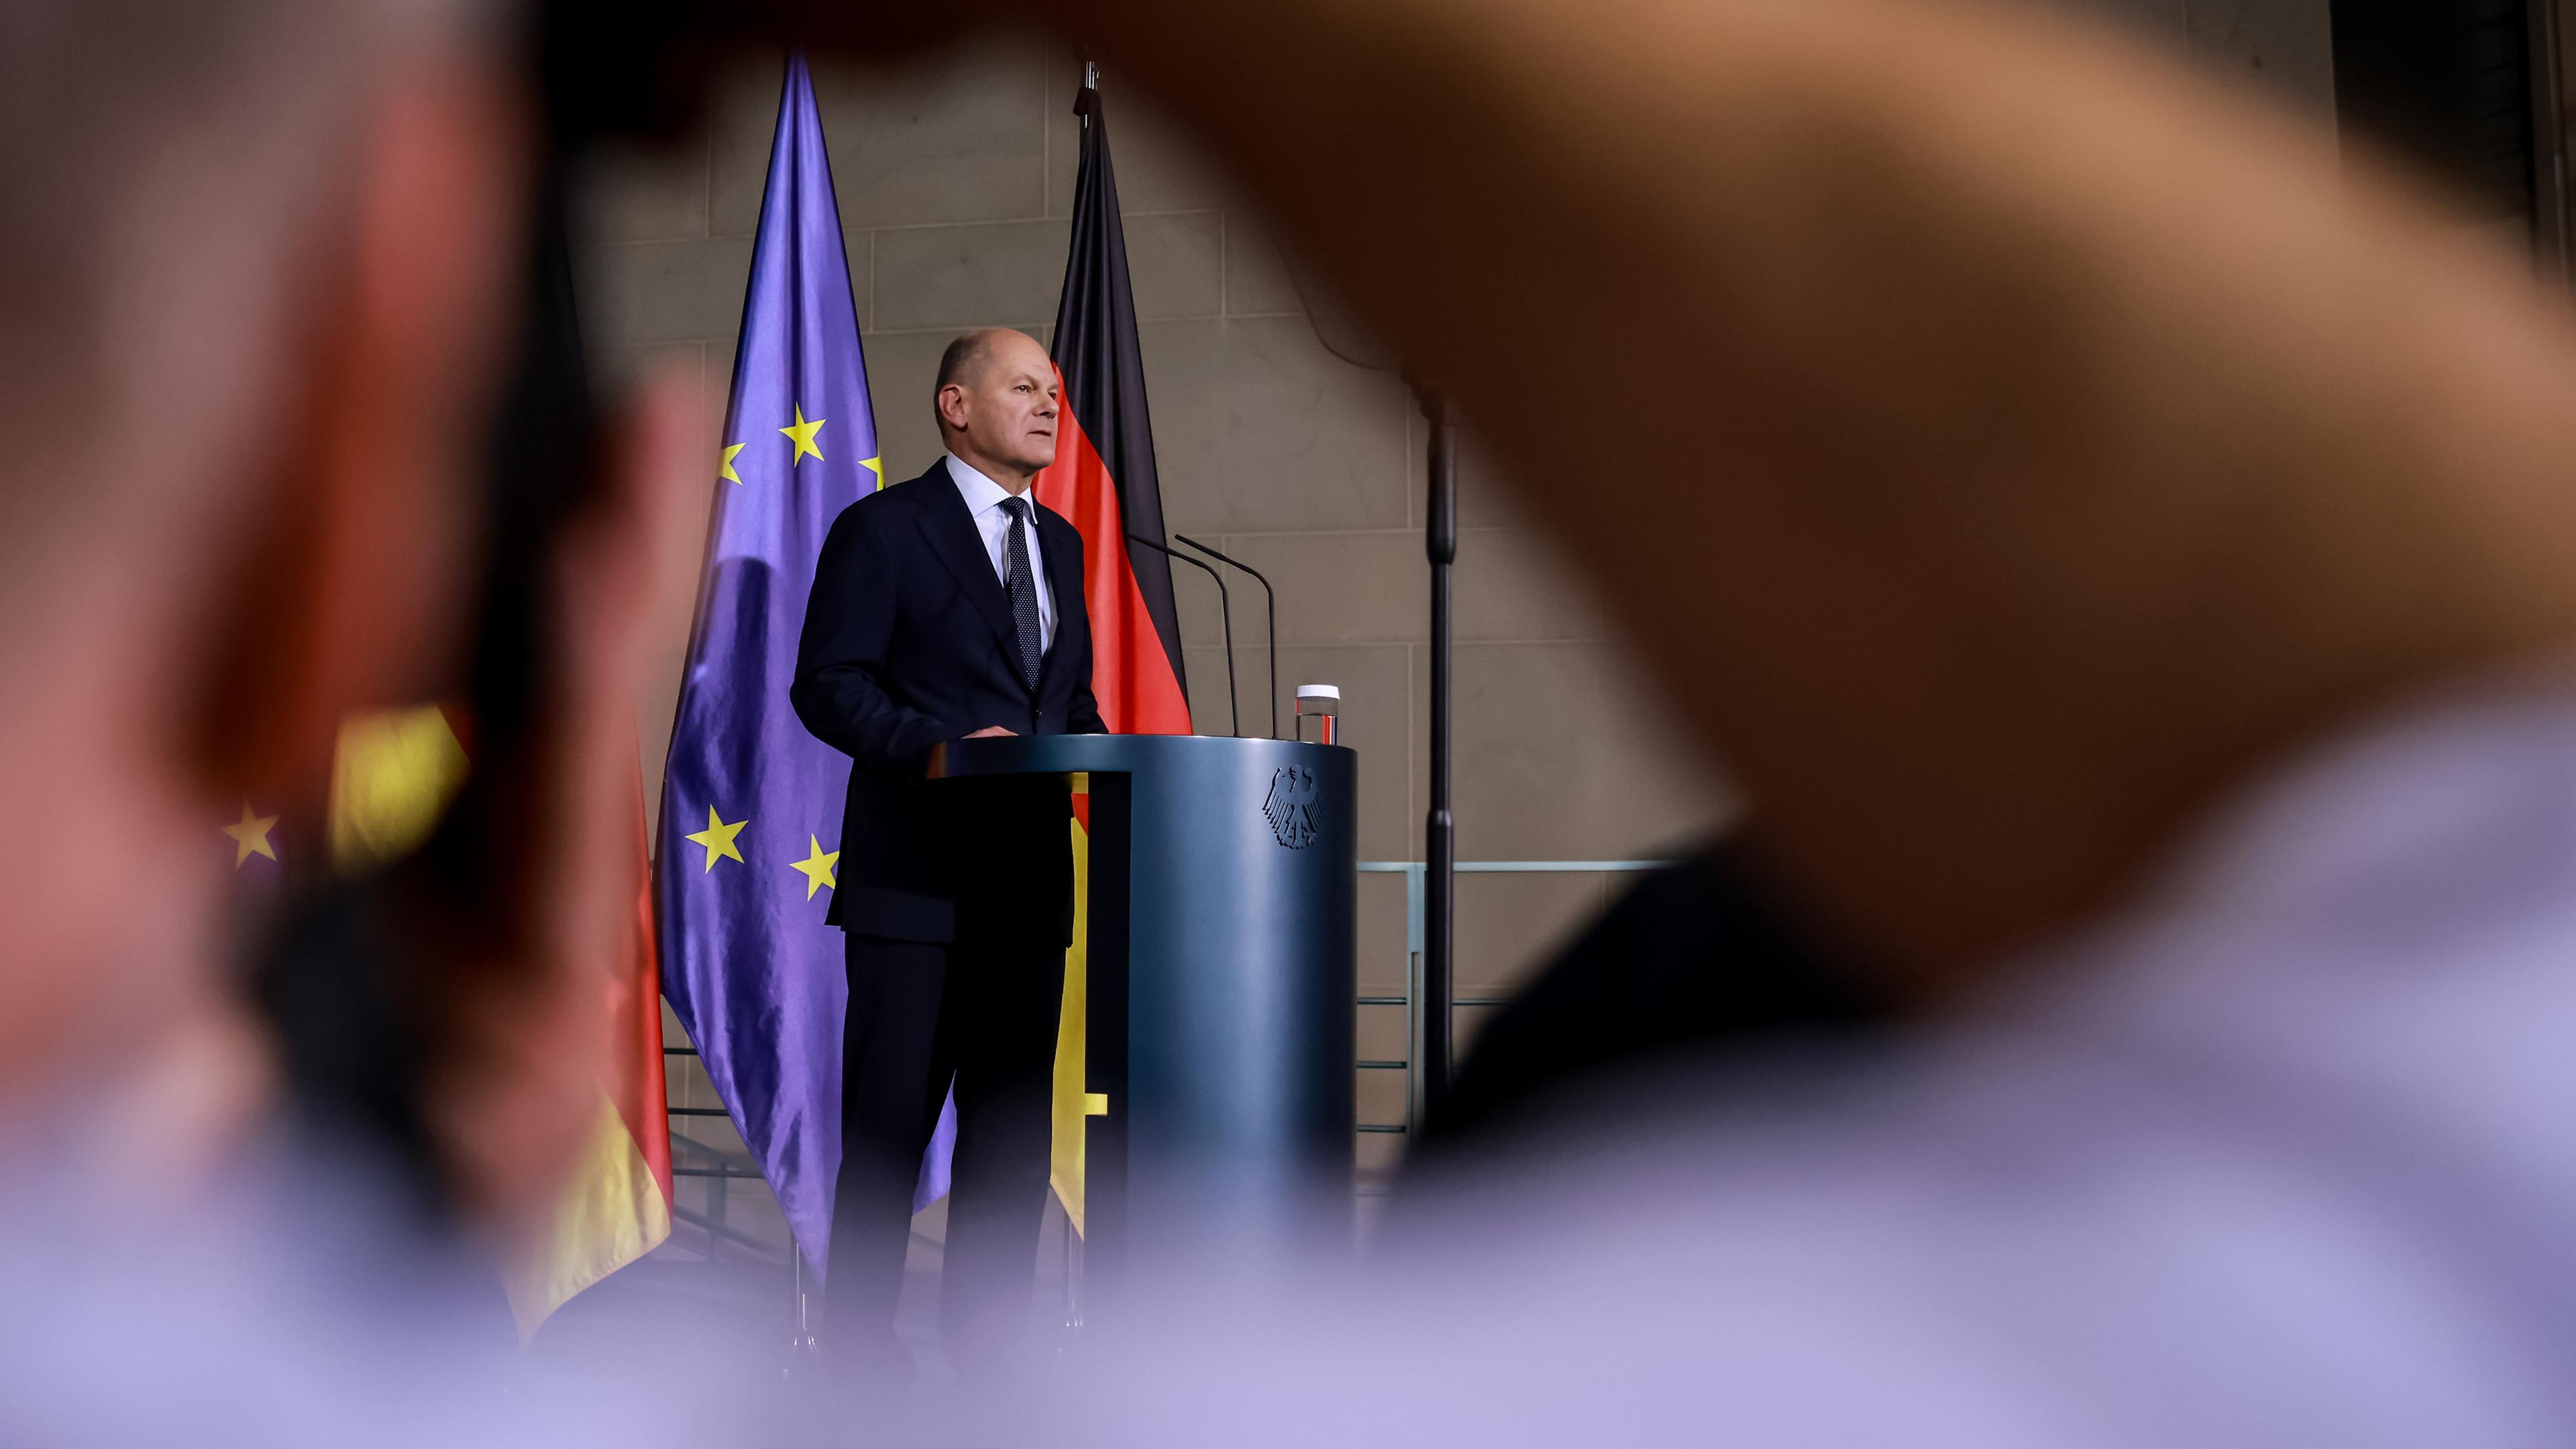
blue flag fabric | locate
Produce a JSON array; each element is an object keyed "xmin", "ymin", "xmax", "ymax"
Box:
[{"xmin": 657, "ymin": 54, "xmax": 888, "ymax": 1277}]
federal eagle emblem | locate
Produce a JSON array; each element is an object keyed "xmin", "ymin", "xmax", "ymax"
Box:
[{"xmin": 1263, "ymin": 765, "xmax": 1321, "ymax": 850}]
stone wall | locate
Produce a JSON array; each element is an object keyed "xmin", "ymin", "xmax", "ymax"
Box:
[
  {"xmin": 573, "ymin": 37, "xmax": 1736, "ymax": 1145},
  {"xmin": 568, "ymin": 2, "xmax": 2339, "ymax": 1243}
]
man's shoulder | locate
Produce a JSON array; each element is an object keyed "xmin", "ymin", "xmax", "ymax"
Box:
[{"xmin": 831, "ymin": 466, "xmax": 947, "ymax": 529}]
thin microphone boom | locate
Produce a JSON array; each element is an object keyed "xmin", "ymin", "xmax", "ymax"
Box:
[
  {"xmin": 1171, "ymin": 535, "xmax": 1277, "ymax": 740},
  {"xmin": 1126, "ymin": 533, "xmax": 1236, "ymax": 737}
]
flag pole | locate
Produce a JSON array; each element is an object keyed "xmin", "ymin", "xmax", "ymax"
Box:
[{"xmin": 792, "ymin": 1249, "xmax": 815, "ymax": 1375}]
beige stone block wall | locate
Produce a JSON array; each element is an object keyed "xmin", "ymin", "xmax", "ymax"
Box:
[
  {"xmin": 574, "ymin": 36, "xmax": 1737, "ymax": 1043},
  {"xmin": 2186, "ymin": 0, "xmax": 2337, "ymax": 114},
  {"xmin": 2041, "ymin": 0, "xmax": 2338, "ymax": 119},
  {"xmin": 580, "ymin": 9, "xmax": 2343, "ymax": 1226}
]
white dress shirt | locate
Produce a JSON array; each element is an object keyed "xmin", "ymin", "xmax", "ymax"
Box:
[{"xmin": 945, "ymin": 451, "xmax": 1054, "ymax": 655}]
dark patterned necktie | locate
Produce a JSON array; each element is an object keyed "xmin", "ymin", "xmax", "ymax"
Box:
[{"xmin": 999, "ymin": 495, "xmax": 1042, "ymax": 689}]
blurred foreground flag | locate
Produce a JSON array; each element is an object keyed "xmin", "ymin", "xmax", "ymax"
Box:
[
  {"xmin": 656, "ymin": 54, "xmax": 881, "ymax": 1277},
  {"xmin": 499, "ymin": 763, "xmax": 674, "ymax": 1338},
  {"xmin": 325, "ymin": 706, "xmax": 673, "ymax": 1338}
]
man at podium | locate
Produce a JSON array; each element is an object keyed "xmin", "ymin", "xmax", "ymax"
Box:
[{"xmin": 792, "ymin": 327, "xmax": 1106, "ymax": 1379}]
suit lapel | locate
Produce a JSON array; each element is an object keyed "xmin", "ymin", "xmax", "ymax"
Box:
[
  {"xmin": 1034, "ymin": 506, "xmax": 1085, "ymax": 696},
  {"xmin": 912, "ymin": 458, "xmax": 1020, "ymax": 663}
]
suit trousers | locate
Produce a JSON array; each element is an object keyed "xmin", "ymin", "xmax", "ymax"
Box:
[{"xmin": 823, "ymin": 927, "xmax": 1065, "ymax": 1371}]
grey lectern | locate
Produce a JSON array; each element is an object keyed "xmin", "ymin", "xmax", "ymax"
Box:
[{"xmin": 935, "ymin": 734, "xmax": 1358, "ymax": 1294}]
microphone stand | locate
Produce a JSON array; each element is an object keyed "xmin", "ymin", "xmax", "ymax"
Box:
[
  {"xmin": 1172, "ymin": 535, "xmax": 1277, "ymax": 739},
  {"xmin": 1126, "ymin": 533, "xmax": 1236, "ymax": 737},
  {"xmin": 1419, "ymin": 388, "xmax": 1457, "ymax": 1124}
]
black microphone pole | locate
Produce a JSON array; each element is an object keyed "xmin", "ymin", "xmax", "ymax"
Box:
[
  {"xmin": 1172, "ymin": 535, "xmax": 1277, "ymax": 739},
  {"xmin": 1127, "ymin": 533, "xmax": 1236, "ymax": 737},
  {"xmin": 1419, "ymin": 390, "xmax": 1458, "ymax": 1125}
]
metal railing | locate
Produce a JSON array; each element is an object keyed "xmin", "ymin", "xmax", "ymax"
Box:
[
  {"xmin": 1354, "ymin": 859, "xmax": 1666, "ymax": 1142},
  {"xmin": 657, "ymin": 859, "xmax": 1665, "ymax": 1260}
]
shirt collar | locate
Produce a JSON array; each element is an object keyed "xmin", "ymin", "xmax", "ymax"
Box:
[{"xmin": 945, "ymin": 451, "xmax": 1029, "ymax": 518}]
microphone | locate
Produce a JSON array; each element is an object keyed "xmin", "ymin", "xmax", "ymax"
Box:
[
  {"xmin": 1126, "ymin": 533, "xmax": 1236, "ymax": 737},
  {"xmin": 1172, "ymin": 535, "xmax": 1277, "ymax": 741}
]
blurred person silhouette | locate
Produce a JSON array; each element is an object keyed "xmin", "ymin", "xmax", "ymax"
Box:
[
  {"xmin": 0, "ymin": 0, "xmax": 714, "ymax": 1440},
  {"xmin": 18, "ymin": 0, "xmax": 2576, "ymax": 1443},
  {"xmin": 1416, "ymin": 837, "xmax": 1882, "ymax": 1157},
  {"xmin": 682, "ymin": 0, "xmax": 2576, "ymax": 1442}
]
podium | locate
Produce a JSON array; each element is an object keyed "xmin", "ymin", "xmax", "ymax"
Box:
[{"xmin": 936, "ymin": 734, "xmax": 1358, "ymax": 1285}]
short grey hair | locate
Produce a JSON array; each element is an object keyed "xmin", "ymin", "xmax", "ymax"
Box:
[{"xmin": 932, "ymin": 327, "xmax": 1040, "ymax": 429}]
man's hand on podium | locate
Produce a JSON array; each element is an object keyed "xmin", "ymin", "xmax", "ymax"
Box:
[{"xmin": 928, "ymin": 727, "xmax": 1020, "ymax": 780}]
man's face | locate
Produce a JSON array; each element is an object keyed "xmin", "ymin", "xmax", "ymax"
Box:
[{"xmin": 951, "ymin": 332, "xmax": 1061, "ymax": 475}]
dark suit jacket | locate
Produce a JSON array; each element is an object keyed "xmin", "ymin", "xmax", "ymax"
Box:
[{"xmin": 791, "ymin": 458, "xmax": 1106, "ymax": 946}]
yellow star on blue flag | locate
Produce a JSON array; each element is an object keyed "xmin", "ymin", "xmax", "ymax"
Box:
[
  {"xmin": 686, "ymin": 806, "xmax": 749, "ymax": 872},
  {"xmin": 780, "ymin": 407, "xmax": 826, "ymax": 466},
  {"xmin": 223, "ymin": 802, "xmax": 278, "ymax": 866},
  {"xmin": 790, "ymin": 835, "xmax": 840, "ymax": 900}
]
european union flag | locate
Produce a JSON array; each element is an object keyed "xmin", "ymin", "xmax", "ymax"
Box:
[{"xmin": 657, "ymin": 54, "xmax": 883, "ymax": 1276}]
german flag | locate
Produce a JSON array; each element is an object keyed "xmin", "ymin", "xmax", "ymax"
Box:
[
  {"xmin": 324, "ymin": 704, "xmax": 672, "ymax": 1338},
  {"xmin": 1034, "ymin": 70, "xmax": 1193, "ymax": 737}
]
